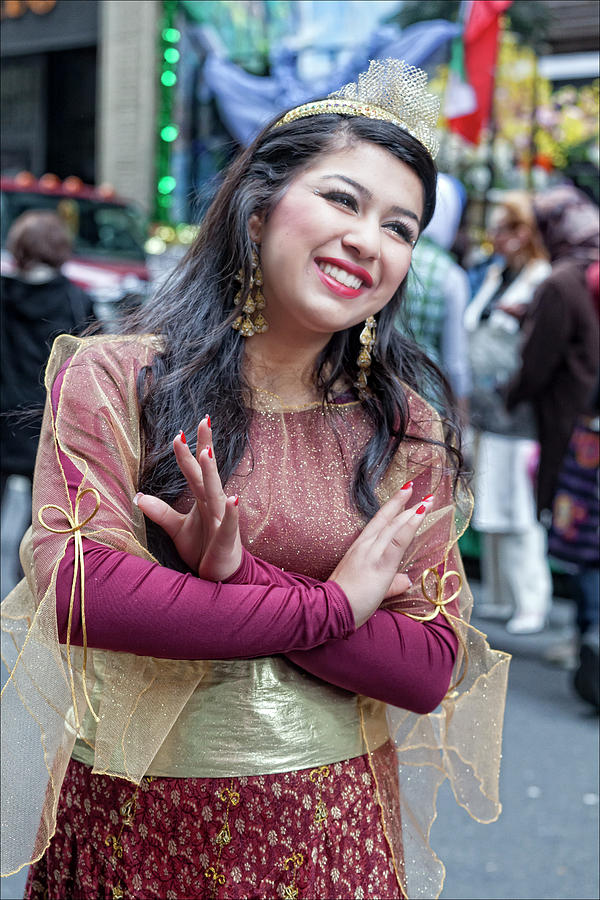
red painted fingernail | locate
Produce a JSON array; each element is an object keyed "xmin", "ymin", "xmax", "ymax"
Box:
[
  {"xmin": 179, "ymin": 430, "xmax": 186, "ymax": 444},
  {"xmin": 422, "ymin": 494, "xmax": 434, "ymax": 501},
  {"xmin": 416, "ymin": 504, "xmax": 427, "ymax": 515},
  {"xmin": 206, "ymin": 415, "xmax": 211, "ymax": 429},
  {"xmin": 401, "ymin": 481, "xmax": 413, "ymax": 490},
  {"xmin": 206, "ymin": 445, "xmax": 213, "ymax": 459},
  {"xmin": 234, "ymin": 495, "xmax": 239, "ymax": 506}
]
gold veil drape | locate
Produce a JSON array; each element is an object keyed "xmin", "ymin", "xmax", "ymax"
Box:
[{"xmin": 1, "ymin": 334, "xmax": 510, "ymax": 899}]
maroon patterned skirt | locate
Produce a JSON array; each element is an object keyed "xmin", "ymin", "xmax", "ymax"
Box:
[{"xmin": 26, "ymin": 742, "xmax": 404, "ymax": 900}]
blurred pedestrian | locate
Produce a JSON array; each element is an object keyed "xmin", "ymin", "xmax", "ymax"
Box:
[
  {"xmin": 1, "ymin": 61, "xmax": 508, "ymax": 900},
  {"xmin": 546, "ymin": 259, "xmax": 599, "ymax": 709},
  {"xmin": 465, "ymin": 191, "xmax": 553, "ymax": 633},
  {"xmin": 1, "ymin": 211, "xmax": 96, "ymax": 504},
  {"xmin": 506, "ymin": 185, "xmax": 599, "ymax": 524},
  {"xmin": 400, "ymin": 172, "xmax": 471, "ymax": 422}
]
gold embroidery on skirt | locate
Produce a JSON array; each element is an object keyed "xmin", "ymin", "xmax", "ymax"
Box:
[
  {"xmin": 309, "ymin": 765, "xmax": 330, "ymax": 828},
  {"xmin": 282, "ymin": 851, "xmax": 304, "ymax": 899},
  {"xmin": 104, "ymin": 786, "xmax": 139, "ymax": 900},
  {"xmin": 278, "ymin": 764, "xmax": 333, "ymax": 898},
  {"xmin": 205, "ymin": 780, "xmax": 240, "ymax": 898}
]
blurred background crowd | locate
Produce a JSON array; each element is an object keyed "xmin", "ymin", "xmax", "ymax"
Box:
[{"xmin": 0, "ymin": 2, "xmax": 598, "ymax": 899}]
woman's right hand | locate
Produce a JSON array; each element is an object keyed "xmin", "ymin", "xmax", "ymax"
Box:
[
  {"xmin": 134, "ymin": 417, "xmax": 242, "ymax": 581},
  {"xmin": 328, "ymin": 485, "xmax": 433, "ymax": 627}
]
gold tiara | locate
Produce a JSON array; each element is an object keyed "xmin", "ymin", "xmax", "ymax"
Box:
[{"xmin": 274, "ymin": 59, "xmax": 440, "ymax": 159}]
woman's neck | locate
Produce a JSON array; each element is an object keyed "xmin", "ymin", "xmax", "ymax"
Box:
[{"xmin": 243, "ymin": 331, "xmax": 340, "ymax": 405}]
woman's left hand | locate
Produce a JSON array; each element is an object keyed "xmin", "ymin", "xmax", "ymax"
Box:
[{"xmin": 134, "ymin": 417, "xmax": 243, "ymax": 581}]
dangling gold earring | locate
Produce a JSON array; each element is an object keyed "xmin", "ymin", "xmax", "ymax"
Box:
[
  {"xmin": 232, "ymin": 249, "xmax": 269, "ymax": 337},
  {"xmin": 355, "ymin": 315, "xmax": 377, "ymax": 397}
]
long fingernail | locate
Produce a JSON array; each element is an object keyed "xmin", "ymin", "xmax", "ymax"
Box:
[
  {"xmin": 234, "ymin": 495, "xmax": 239, "ymax": 506},
  {"xmin": 206, "ymin": 415, "xmax": 212, "ymax": 429},
  {"xmin": 422, "ymin": 493, "xmax": 434, "ymax": 501},
  {"xmin": 415, "ymin": 504, "xmax": 427, "ymax": 515},
  {"xmin": 206, "ymin": 445, "xmax": 213, "ymax": 459},
  {"xmin": 401, "ymin": 481, "xmax": 413, "ymax": 490},
  {"xmin": 179, "ymin": 429, "xmax": 186, "ymax": 444},
  {"xmin": 133, "ymin": 492, "xmax": 143, "ymax": 506}
]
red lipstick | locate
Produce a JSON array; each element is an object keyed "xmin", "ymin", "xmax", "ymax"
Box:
[{"xmin": 315, "ymin": 257, "xmax": 373, "ymax": 287}]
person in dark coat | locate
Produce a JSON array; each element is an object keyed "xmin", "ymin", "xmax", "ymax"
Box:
[
  {"xmin": 545, "ymin": 259, "xmax": 600, "ymax": 709},
  {"xmin": 505, "ymin": 185, "xmax": 600, "ymax": 524},
  {"xmin": 504, "ymin": 186, "xmax": 599, "ymax": 705},
  {"xmin": 1, "ymin": 210, "xmax": 96, "ymax": 501}
]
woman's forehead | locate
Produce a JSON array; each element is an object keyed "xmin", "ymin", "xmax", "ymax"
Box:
[{"xmin": 298, "ymin": 138, "xmax": 400, "ymax": 173}]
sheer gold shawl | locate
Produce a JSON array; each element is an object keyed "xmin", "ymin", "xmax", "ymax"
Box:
[{"xmin": 1, "ymin": 334, "xmax": 509, "ymax": 899}]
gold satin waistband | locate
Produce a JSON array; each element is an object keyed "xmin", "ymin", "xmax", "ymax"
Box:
[{"xmin": 71, "ymin": 656, "xmax": 389, "ymax": 778}]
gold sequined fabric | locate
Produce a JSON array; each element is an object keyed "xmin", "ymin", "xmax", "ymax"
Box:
[{"xmin": 1, "ymin": 335, "xmax": 510, "ymax": 899}]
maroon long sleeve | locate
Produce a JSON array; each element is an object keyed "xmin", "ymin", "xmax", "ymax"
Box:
[
  {"xmin": 286, "ymin": 612, "xmax": 458, "ymax": 714},
  {"xmin": 57, "ymin": 540, "xmax": 354, "ymax": 658},
  {"xmin": 233, "ymin": 550, "xmax": 459, "ymax": 713}
]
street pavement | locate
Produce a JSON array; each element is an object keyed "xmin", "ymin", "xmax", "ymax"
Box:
[{"xmin": 1, "ymin": 477, "xmax": 598, "ymax": 900}]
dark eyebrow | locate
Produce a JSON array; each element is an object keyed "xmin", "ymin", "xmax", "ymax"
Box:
[{"xmin": 318, "ymin": 174, "xmax": 421, "ymax": 226}]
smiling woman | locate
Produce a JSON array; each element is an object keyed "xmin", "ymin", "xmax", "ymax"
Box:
[{"xmin": 1, "ymin": 59, "xmax": 510, "ymax": 900}]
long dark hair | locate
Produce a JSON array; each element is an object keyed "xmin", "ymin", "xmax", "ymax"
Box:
[{"xmin": 124, "ymin": 112, "xmax": 465, "ymax": 565}]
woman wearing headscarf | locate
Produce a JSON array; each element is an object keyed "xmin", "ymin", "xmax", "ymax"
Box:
[
  {"xmin": 506, "ymin": 185, "xmax": 599, "ymax": 524},
  {"xmin": 508, "ymin": 186, "xmax": 599, "ymax": 704}
]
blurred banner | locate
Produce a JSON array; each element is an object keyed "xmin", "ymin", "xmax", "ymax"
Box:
[{"xmin": 162, "ymin": 1, "xmax": 462, "ymax": 223}]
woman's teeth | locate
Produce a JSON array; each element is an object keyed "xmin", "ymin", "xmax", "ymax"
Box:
[{"xmin": 318, "ymin": 262, "xmax": 363, "ymax": 290}]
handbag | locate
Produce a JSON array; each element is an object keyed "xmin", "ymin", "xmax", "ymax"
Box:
[{"xmin": 547, "ymin": 415, "xmax": 600, "ymax": 567}]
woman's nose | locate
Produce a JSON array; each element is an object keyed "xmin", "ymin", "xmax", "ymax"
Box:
[{"xmin": 342, "ymin": 217, "xmax": 381, "ymax": 260}]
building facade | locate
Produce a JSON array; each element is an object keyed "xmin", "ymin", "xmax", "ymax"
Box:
[{"xmin": 1, "ymin": 0, "xmax": 159, "ymax": 211}]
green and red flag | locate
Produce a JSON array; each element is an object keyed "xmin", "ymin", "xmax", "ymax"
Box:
[{"xmin": 446, "ymin": 0, "xmax": 513, "ymax": 144}]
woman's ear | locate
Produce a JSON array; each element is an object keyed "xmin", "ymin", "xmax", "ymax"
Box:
[{"xmin": 248, "ymin": 212, "xmax": 263, "ymax": 244}]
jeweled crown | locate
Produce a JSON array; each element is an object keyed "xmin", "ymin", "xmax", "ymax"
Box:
[{"xmin": 274, "ymin": 59, "xmax": 440, "ymax": 159}]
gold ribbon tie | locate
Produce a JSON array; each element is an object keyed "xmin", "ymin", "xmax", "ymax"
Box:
[{"xmin": 38, "ymin": 487, "xmax": 101, "ymax": 727}]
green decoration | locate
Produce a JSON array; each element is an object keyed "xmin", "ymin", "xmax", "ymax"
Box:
[
  {"xmin": 158, "ymin": 176, "xmax": 177, "ymax": 194},
  {"xmin": 154, "ymin": 0, "xmax": 180, "ymax": 222},
  {"xmin": 160, "ymin": 125, "xmax": 179, "ymax": 142}
]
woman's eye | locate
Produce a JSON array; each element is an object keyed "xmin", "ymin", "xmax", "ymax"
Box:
[
  {"xmin": 385, "ymin": 221, "xmax": 417, "ymax": 246},
  {"xmin": 323, "ymin": 191, "xmax": 359, "ymax": 212}
]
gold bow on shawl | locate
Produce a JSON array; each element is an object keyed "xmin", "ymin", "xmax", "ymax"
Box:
[
  {"xmin": 38, "ymin": 487, "xmax": 101, "ymax": 727},
  {"xmin": 401, "ymin": 566, "xmax": 468, "ymax": 692},
  {"xmin": 404, "ymin": 567, "xmax": 462, "ymax": 622}
]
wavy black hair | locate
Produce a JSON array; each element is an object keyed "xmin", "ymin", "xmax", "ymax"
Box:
[{"xmin": 123, "ymin": 111, "xmax": 465, "ymax": 566}]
